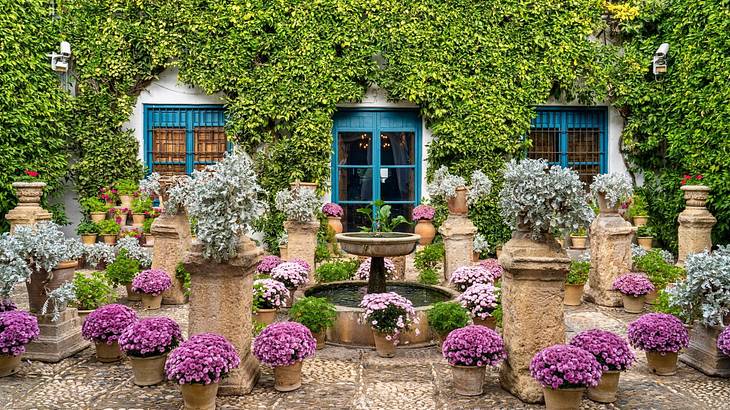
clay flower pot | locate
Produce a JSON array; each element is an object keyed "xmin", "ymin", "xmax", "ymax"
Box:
[
  {"xmin": 140, "ymin": 294, "xmax": 163, "ymax": 310},
  {"xmin": 144, "ymin": 234, "xmax": 155, "ymax": 247},
  {"xmin": 129, "ymin": 353, "xmax": 168, "ymax": 386},
  {"xmin": 101, "ymin": 234, "xmax": 117, "ymax": 245},
  {"xmin": 274, "ymin": 360, "xmax": 304, "ymax": 392},
  {"xmin": 570, "ymin": 235, "xmax": 588, "ymax": 249},
  {"xmin": 637, "ymin": 236, "xmax": 653, "ymax": 250},
  {"xmin": 596, "ymin": 192, "xmax": 619, "ymax": 214},
  {"xmin": 313, "ymin": 330, "xmax": 326, "ymax": 350},
  {"xmin": 90, "ymin": 212, "xmax": 106, "ymax": 223},
  {"xmin": 451, "ymin": 365, "xmax": 486, "ymax": 396},
  {"xmin": 253, "ymin": 308, "xmax": 276, "ymax": 326},
  {"xmin": 0, "ymin": 354, "xmax": 21, "ymax": 377},
  {"xmin": 26, "ymin": 260, "xmax": 77, "ymax": 314},
  {"xmin": 645, "ymin": 289, "xmax": 659, "ymax": 305},
  {"xmin": 181, "ymin": 382, "xmax": 218, "ymax": 410},
  {"xmin": 372, "ymin": 330, "xmax": 397, "ymax": 358},
  {"xmin": 622, "ymin": 294, "xmax": 646, "ymax": 314},
  {"xmin": 279, "ymin": 245, "xmax": 288, "ymax": 260},
  {"xmin": 633, "ymin": 216, "xmax": 649, "ymax": 227},
  {"xmin": 472, "ymin": 316, "xmax": 496, "ymax": 330},
  {"xmin": 95, "ymin": 341, "xmax": 123, "ymax": 363},
  {"xmin": 125, "ymin": 283, "xmax": 142, "ymax": 302},
  {"xmin": 447, "ymin": 187, "xmax": 469, "ymax": 215},
  {"xmin": 81, "ymin": 234, "xmax": 97, "ymax": 245},
  {"xmin": 564, "ymin": 284, "xmax": 585, "ymax": 306},
  {"xmin": 327, "ymin": 216, "xmax": 343, "ymax": 234},
  {"xmin": 588, "ymin": 370, "xmax": 620, "ymax": 403},
  {"xmin": 543, "ymin": 387, "xmax": 585, "ymax": 410},
  {"xmin": 646, "ymin": 351, "xmax": 678, "ymax": 376},
  {"xmin": 119, "ymin": 195, "xmax": 133, "ymax": 209},
  {"xmin": 414, "ymin": 220, "xmax": 436, "ymax": 245},
  {"xmin": 132, "ymin": 213, "xmax": 146, "ymax": 227}
]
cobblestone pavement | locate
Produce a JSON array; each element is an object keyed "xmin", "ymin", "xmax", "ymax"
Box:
[{"xmin": 2, "ymin": 289, "xmax": 729, "ymax": 409}]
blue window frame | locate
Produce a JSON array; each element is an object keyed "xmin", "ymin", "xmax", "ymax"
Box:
[
  {"xmin": 331, "ymin": 109, "xmax": 422, "ymax": 232},
  {"xmin": 143, "ymin": 104, "xmax": 229, "ymax": 175},
  {"xmin": 528, "ymin": 106, "xmax": 608, "ymax": 185}
]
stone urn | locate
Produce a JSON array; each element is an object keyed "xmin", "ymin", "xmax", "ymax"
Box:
[
  {"xmin": 596, "ymin": 192, "xmax": 619, "ymax": 214},
  {"xmin": 26, "ymin": 260, "xmax": 77, "ymax": 314},
  {"xmin": 12, "ymin": 182, "xmax": 46, "ymax": 205},
  {"xmin": 447, "ymin": 187, "xmax": 469, "ymax": 215},
  {"xmin": 414, "ymin": 219, "xmax": 436, "ymax": 245},
  {"xmin": 681, "ymin": 185, "xmax": 710, "ymax": 208},
  {"xmin": 680, "ymin": 323, "xmax": 730, "ymax": 377}
]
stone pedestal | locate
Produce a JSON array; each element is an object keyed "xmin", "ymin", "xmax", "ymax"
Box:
[
  {"xmin": 438, "ymin": 215, "xmax": 477, "ymax": 283},
  {"xmin": 283, "ymin": 220, "xmax": 318, "ymax": 282},
  {"xmin": 184, "ymin": 237, "xmax": 262, "ymax": 395},
  {"xmin": 677, "ymin": 186, "xmax": 716, "ymax": 266},
  {"xmin": 498, "ymin": 232, "xmax": 569, "ymax": 403},
  {"xmin": 680, "ymin": 323, "xmax": 730, "ymax": 377},
  {"xmin": 151, "ymin": 212, "xmax": 192, "ymax": 305},
  {"xmin": 584, "ymin": 211, "xmax": 633, "ymax": 307},
  {"xmin": 23, "ymin": 308, "xmax": 90, "ymax": 362},
  {"xmin": 5, "ymin": 182, "xmax": 52, "ymax": 233}
]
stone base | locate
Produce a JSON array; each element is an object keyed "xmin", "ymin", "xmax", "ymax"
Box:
[
  {"xmin": 584, "ymin": 212, "xmax": 633, "ymax": 307},
  {"xmin": 284, "ymin": 220, "xmax": 319, "ymax": 283},
  {"xmin": 680, "ymin": 323, "xmax": 730, "ymax": 377},
  {"xmin": 151, "ymin": 212, "xmax": 192, "ymax": 305},
  {"xmin": 677, "ymin": 208, "xmax": 716, "ymax": 266},
  {"xmin": 438, "ymin": 215, "xmax": 477, "ymax": 283},
  {"xmin": 23, "ymin": 309, "xmax": 90, "ymax": 362}
]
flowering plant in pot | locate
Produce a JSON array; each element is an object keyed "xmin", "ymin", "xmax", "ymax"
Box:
[
  {"xmin": 627, "ymin": 313, "xmax": 689, "ymax": 375},
  {"xmin": 570, "ymin": 329, "xmax": 635, "ymax": 403},
  {"xmin": 96, "ymin": 219, "xmax": 121, "ymax": 245},
  {"xmin": 442, "ymin": 325, "xmax": 506, "ymax": 396},
  {"xmin": 457, "ymin": 283, "xmax": 500, "ymax": 329},
  {"xmin": 626, "ymin": 194, "xmax": 649, "ymax": 226},
  {"xmin": 119, "ymin": 317, "xmax": 183, "ymax": 386},
  {"xmin": 115, "ymin": 179, "xmax": 139, "ymax": 208},
  {"xmin": 565, "ymin": 260, "xmax": 590, "ymax": 306},
  {"xmin": 356, "ymin": 257, "xmax": 397, "ymax": 280},
  {"xmin": 530, "ymin": 344, "xmax": 602, "ymax": 410},
  {"xmin": 450, "ymin": 265, "xmax": 498, "ymax": 292},
  {"xmin": 633, "ymin": 249, "xmax": 682, "ymax": 304},
  {"xmin": 81, "ymin": 303, "xmax": 138, "ymax": 362},
  {"xmin": 130, "ymin": 196, "xmax": 152, "ymax": 227},
  {"xmin": 71, "ymin": 272, "xmax": 113, "ymax": 321},
  {"xmin": 590, "ymin": 172, "xmax": 633, "ymax": 213},
  {"xmin": 80, "ymin": 197, "xmax": 109, "ymax": 223},
  {"xmin": 570, "ymin": 226, "xmax": 588, "ymax": 249},
  {"xmin": 412, "ymin": 204, "xmax": 437, "ymax": 245},
  {"xmin": 131, "ymin": 269, "xmax": 172, "ymax": 310},
  {"xmin": 322, "ymin": 203, "xmax": 344, "ymax": 234},
  {"xmin": 478, "ymin": 258, "xmax": 503, "ymax": 277},
  {"xmin": 289, "ymin": 297, "xmax": 336, "ymax": 349},
  {"xmin": 252, "ymin": 279, "xmax": 289, "ymax": 326},
  {"xmin": 165, "ymin": 333, "xmax": 240, "ymax": 409},
  {"xmin": 99, "ymin": 185, "xmax": 118, "ymax": 206},
  {"xmin": 77, "ymin": 221, "xmax": 99, "ymax": 245},
  {"xmin": 256, "ymin": 255, "xmax": 283, "ymax": 275},
  {"xmin": 426, "ymin": 301, "xmax": 470, "ymax": 348},
  {"xmin": 271, "ymin": 262, "xmax": 309, "ymax": 306},
  {"xmin": 717, "ymin": 327, "xmax": 730, "ymax": 357},
  {"xmin": 253, "ymin": 321, "xmax": 316, "ymax": 391},
  {"xmin": 472, "ymin": 233, "xmax": 489, "ymax": 261},
  {"xmin": 275, "ymin": 186, "xmax": 322, "ymax": 223},
  {"xmin": 0, "ymin": 310, "xmax": 39, "ymax": 377},
  {"xmin": 360, "ymin": 292, "xmax": 419, "ymax": 357},
  {"xmin": 612, "ymin": 273, "xmax": 654, "ymax": 313}
]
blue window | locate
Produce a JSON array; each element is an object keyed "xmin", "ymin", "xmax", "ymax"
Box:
[
  {"xmin": 331, "ymin": 109, "xmax": 422, "ymax": 232},
  {"xmin": 528, "ymin": 107, "xmax": 608, "ymax": 185},
  {"xmin": 144, "ymin": 105, "xmax": 228, "ymax": 175}
]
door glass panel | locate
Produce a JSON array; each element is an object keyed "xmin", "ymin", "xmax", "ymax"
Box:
[
  {"xmin": 341, "ymin": 204, "xmax": 371, "ymax": 233},
  {"xmin": 380, "ymin": 132, "xmax": 415, "ymax": 165},
  {"xmin": 385, "ymin": 203, "xmax": 414, "ymax": 233},
  {"xmin": 338, "ymin": 168, "xmax": 373, "ymax": 202},
  {"xmin": 380, "ymin": 168, "xmax": 415, "ymax": 201},
  {"xmin": 338, "ymin": 132, "xmax": 372, "ymax": 166}
]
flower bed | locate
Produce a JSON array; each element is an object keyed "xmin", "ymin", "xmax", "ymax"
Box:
[
  {"xmin": 450, "ymin": 265, "xmax": 498, "ymax": 291},
  {"xmin": 612, "ymin": 273, "xmax": 654, "ymax": 297},
  {"xmin": 131, "ymin": 269, "xmax": 172, "ymax": 296},
  {"xmin": 0, "ymin": 310, "xmax": 39, "ymax": 356},
  {"xmin": 165, "ymin": 333, "xmax": 240, "ymax": 385},
  {"xmin": 457, "ymin": 283, "xmax": 499, "ymax": 320},
  {"xmin": 119, "ymin": 317, "xmax": 182, "ymax": 358},
  {"xmin": 81, "ymin": 304, "xmax": 138, "ymax": 344},
  {"xmin": 271, "ymin": 262, "xmax": 309, "ymax": 288},
  {"xmin": 530, "ymin": 344, "xmax": 602, "ymax": 389},
  {"xmin": 627, "ymin": 313, "xmax": 689, "ymax": 353},
  {"xmin": 442, "ymin": 325, "xmax": 506, "ymax": 367},
  {"xmin": 569, "ymin": 329, "xmax": 635, "ymax": 371},
  {"xmin": 253, "ymin": 322, "xmax": 316, "ymax": 367}
]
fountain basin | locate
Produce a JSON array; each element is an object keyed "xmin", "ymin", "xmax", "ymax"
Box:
[
  {"xmin": 305, "ymin": 281, "xmax": 458, "ymax": 347},
  {"xmin": 335, "ymin": 232, "xmax": 420, "ymax": 257}
]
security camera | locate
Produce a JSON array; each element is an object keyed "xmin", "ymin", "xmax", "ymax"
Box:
[
  {"xmin": 47, "ymin": 41, "xmax": 71, "ymax": 73},
  {"xmin": 59, "ymin": 41, "xmax": 71, "ymax": 57},
  {"xmin": 653, "ymin": 43, "xmax": 669, "ymax": 75},
  {"xmin": 53, "ymin": 60, "xmax": 68, "ymax": 72}
]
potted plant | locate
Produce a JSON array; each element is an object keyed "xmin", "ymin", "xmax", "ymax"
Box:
[
  {"xmin": 142, "ymin": 218, "xmax": 155, "ymax": 246},
  {"xmin": 77, "ymin": 221, "xmax": 99, "ymax": 245},
  {"xmin": 100, "ymin": 185, "xmax": 119, "ymax": 206},
  {"xmin": 0, "ymin": 310, "xmax": 39, "ymax": 377},
  {"xmin": 119, "ymin": 317, "xmax": 183, "ymax": 386},
  {"xmin": 627, "ymin": 194, "xmax": 649, "ymax": 226},
  {"xmin": 612, "ymin": 273, "xmax": 654, "ymax": 313},
  {"xmin": 131, "ymin": 269, "xmax": 172, "ymax": 310},
  {"xmin": 253, "ymin": 321, "xmax": 316, "ymax": 391},
  {"xmin": 270, "ymin": 261, "xmax": 309, "ymax": 307},
  {"xmin": 314, "ymin": 259, "xmax": 359, "ymax": 283},
  {"xmin": 570, "ymin": 226, "xmax": 588, "ymax": 249},
  {"xmin": 274, "ymin": 185, "xmax": 322, "ymax": 223},
  {"xmin": 429, "ymin": 167, "xmax": 492, "ymax": 215},
  {"xmin": 97, "ymin": 220, "xmax": 121, "ymax": 245},
  {"xmin": 472, "ymin": 233, "xmax": 489, "ymax": 262},
  {"xmin": 356, "ymin": 257, "xmax": 397, "ymax": 280},
  {"xmin": 81, "ymin": 303, "xmax": 138, "ymax": 362},
  {"xmin": 165, "ymin": 333, "xmax": 240, "ymax": 409},
  {"xmin": 569, "ymin": 329, "xmax": 635, "ymax": 403},
  {"xmin": 530, "ymin": 344, "xmax": 602, "ymax": 409},
  {"xmin": 590, "ymin": 173, "xmax": 633, "ymax": 214},
  {"xmin": 116, "ymin": 179, "xmax": 139, "ymax": 209},
  {"xmin": 628, "ymin": 313, "xmax": 689, "ymax": 375},
  {"xmin": 252, "ymin": 279, "xmax": 289, "ymax": 325},
  {"xmin": 289, "ymin": 297, "xmax": 336, "ymax": 349},
  {"xmin": 110, "ymin": 207, "xmax": 129, "ymax": 226},
  {"xmin": 717, "ymin": 327, "xmax": 730, "ymax": 357},
  {"xmin": 11, "ymin": 170, "xmax": 46, "ymax": 206},
  {"xmin": 449, "ymin": 265, "xmax": 499, "ymax": 292},
  {"xmin": 359, "ymin": 292, "xmax": 418, "ymax": 357},
  {"xmin": 71, "ymin": 271, "xmax": 113, "ymax": 321},
  {"xmin": 442, "ymin": 325, "xmax": 506, "ymax": 396},
  {"xmin": 80, "ymin": 197, "xmax": 109, "ymax": 223},
  {"xmin": 131, "ymin": 195, "xmax": 152, "ymax": 227},
  {"xmin": 256, "ymin": 255, "xmax": 283, "ymax": 275},
  {"xmin": 634, "ymin": 249, "xmax": 683, "ymax": 304},
  {"xmin": 104, "ymin": 250, "xmax": 141, "ymax": 301},
  {"xmin": 426, "ymin": 301, "xmax": 470, "ymax": 349},
  {"xmin": 457, "ymin": 283, "xmax": 499, "ymax": 329},
  {"xmin": 82, "ymin": 243, "xmax": 115, "ymax": 271},
  {"xmin": 636, "ymin": 226, "xmax": 655, "ymax": 250},
  {"xmin": 321, "ymin": 203, "xmax": 344, "ymax": 234},
  {"xmin": 680, "ymin": 174, "xmax": 710, "ymax": 208},
  {"xmin": 565, "ymin": 260, "xmax": 590, "ymax": 306},
  {"xmin": 411, "ymin": 204, "xmax": 437, "ymax": 245}
]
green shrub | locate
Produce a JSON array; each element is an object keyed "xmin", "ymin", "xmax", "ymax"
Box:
[
  {"xmin": 131, "ymin": 196, "xmax": 152, "ymax": 214},
  {"xmin": 636, "ymin": 226, "xmax": 656, "ymax": 237},
  {"xmin": 426, "ymin": 301, "xmax": 470, "ymax": 335},
  {"xmin": 566, "ymin": 261, "xmax": 590, "ymax": 285},
  {"xmin": 105, "ymin": 250, "xmax": 140, "ymax": 286},
  {"xmin": 76, "ymin": 221, "xmax": 99, "ymax": 235},
  {"xmin": 571, "ymin": 226, "xmax": 588, "ymax": 236},
  {"xmin": 72, "ymin": 271, "xmax": 113, "ymax": 310},
  {"xmin": 418, "ymin": 268, "xmax": 440, "ymax": 285},
  {"xmin": 651, "ymin": 289, "xmax": 687, "ymax": 322},
  {"xmin": 97, "ymin": 219, "xmax": 121, "ymax": 235},
  {"xmin": 116, "ymin": 179, "xmax": 139, "ymax": 196},
  {"xmin": 289, "ymin": 296, "xmax": 337, "ymax": 334},
  {"xmin": 175, "ymin": 263, "xmax": 191, "ymax": 297},
  {"xmin": 142, "ymin": 218, "xmax": 154, "ymax": 234},
  {"xmin": 635, "ymin": 250, "xmax": 685, "ymax": 289},
  {"xmin": 80, "ymin": 197, "xmax": 109, "ymax": 214},
  {"xmin": 315, "ymin": 243, "xmax": 331, "ymax": 263},
  {"xmin": 414, "ymin": 243, "xmax": 444, "ymax": 272},
  {"xmin": 491, "ymin": 304, "xmax": 503, "ymax": 328},
  {"xmin": 315, "ymin": 259, "xmax": 358, "ymax": 283},
  {"xmin": 627, "ymin": 194, "xmax": 648, "ymax": 218}
]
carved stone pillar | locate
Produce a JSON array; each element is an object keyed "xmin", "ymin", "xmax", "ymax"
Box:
[
  {"xmin": 151, "ymin": 211, "xmax": 192, "ymax": 305},
  {"xmin": 5, "ymin": 182, "xmax": 52, "ymax": 233},
  {"xmin": 283, "ymin": 220, "xmax": 318, "ymax": 283},
  {"xmin": 584, "ymin": 208, "xmax": 633, "ymax": 307},
  {"xmin": 438, "ymin": 215, "xmax": 477, "ymax": 283},
  {"xmin": 677, "ymin": 185, "xmax": 716, "ymax": 266}
]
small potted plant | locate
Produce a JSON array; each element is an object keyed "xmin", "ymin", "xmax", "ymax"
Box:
[
  {"xmin": 478, "ymin": 258, "xmax": 503, "ymax": 278},
  {"xmin": 429, "ymin": 167, "xmax": 492, "ymax": 215},
  {"xmin": 472, "ymin": 233, "xmax": 489, "ymax": 262},
  {"xmin": 142, "ymin": 218, "xmax": 155, "ymax": 246},
  {"xmin": 165, "ymin": 333, "xmax": 240, "ymax": 409},
  {"xmin": 449, "ymin": 265, "xmax": 499, "ymax": 292},
  {"xmin": 590, "ymin": 173, "xmax": 633, "ymax": 214},
  {"xmin": 270, "ymin": 262, "xmax": 309, "ymax": 306},
  {"xmin": 289, "ymin": 296, "xmax": 337, "ymax": 349},
  {"xmin": 442, "ymin": 325, "xmax": 506, "ymax": 396},
  {"xmin": 252, "ymin": 279, "xmax": 289, "ymax": 325},
  {"xmin": 105, "ymin": 250, "xmax": 141, "ymax": 301},
  {"xmin": 253, "ymin": 321, "xmax": 316, "ymax": 391},
  {"xmin": 530, "ymin": 344, "xmax": 602, "ymax": 410},
  {"xmin": 627, "ymin": 313, "xmax": 689, "ymax": 375},
  {"xmin": 77, "ymin": 221, "xmax": 99, "ymax": 245},
  {"xmin": 627, "ymin": 194, "xmax": 649, "ymax": 227},
  {"xmin": 97, "ymin": 220, "xmax": 121, "ymax": 245},
  {"xmin": 80, "ymin": 197, "xmax": 109, "ymax": 223},
  {"xmin": 131, "ymin": 269, "xmax": 172, "ymax": 310},
  {"xmin": 131, "ymin": 195, "xmax": 152, "ymax": 227},
  {"xmin": 0, "ymin": 310, "xmax": 39, "ymax": 377},
  {"xmin": 565, "ymin": 260, "xmax": 590, "ymax": 306},
  {"xmin": 81, "ymin": 303, "xmax": 138, "ymax": 362},
  {"xmin": 110, "ymin": 207, "xmax": 130, "ymax": 226},
  {"xmin": 274, "ymin": 185, "xmax": 322, "ymax": 223},
  {"xmin": 100, "ymin": 185, "xmax": 119, "ymax": 206},
  {"xmin": 256, "ymin": 255, "xmax": 283, "ymax": 275},
  {"xmin": 322, "ymin": 203, "xmax": 344, "ymax": 234},
  {"xmin": 119, "ymin": 317, "xmax": 183, "ymax": 386},
  {"xmin": 633, "ymin": 249, "xmax": 683, "ymax": 304},
  {"xmin": 426, "ymin": 301, "xmax": 470, "ymax": 349},
  {"xmin": 680, "ymin": 174, "xmax": 710, "ymax": 208},
  {"xmin": 359, "ymin": 292, "xmax": 418, "ymax": 357},
  {"xmin": 636, "ymin": 226, "xmax": 655, "ymax": 250},
  {"xmin": 71, "ymin": 271, "xmax": 113, "ymax": 321},
  {"xmin": 569, "ymin": 329, "xmax": 635, "ymax": 403},
  {"xmin": 411, "ymin": 204, "xmax": 437, "ymax": 245},
  {"xmin": 356, "ymin": 257, "xmax": 397, "ymax": 280},
  {"xmin": 570, "ymin": 226, "xmax": 588, "ymax": 249},
  {"xmin": 457, "ymin": 283, "xmax": 500, "ymax": 329},
  {"xmin": 612, "ymin": 273, "xmax": 654, "ymax": 313},
  {"xmin": 116, "ymin": 179, "xmax": 139, "ymax": 209}
]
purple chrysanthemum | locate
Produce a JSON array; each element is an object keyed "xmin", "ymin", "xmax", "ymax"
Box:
[
  {"xmin": 165, "ymin": 333, "xmax": 240, "ymax": 385},
  {"xmin": 570, "ymin": 329, "xmax": 635, "ymax": 371},
  {"xmin": 442, "ymin": 325, "xmax": 506, "ymax": 367},
  {"xmin": 257, "ymin": 255, "xmax": 283, "ymax": 274},
  {"xmin": 81, "ymin": 304, "xmax": 138, "ymax": 344},
  {"xmin": 0, "ymin": 310, "xmax": 40, "ymax": 356},
  {"xmin": 253, "ymin": 279, "xmax": 290, "ymax": 309},
  {"xmin": 411, "ymin": 205, "xmax": 436, "ymax": 221},
  {"xmin": 612, "ymin": 273, "xmax": 654, "ymax": 297},
  {"xmin": 627, "ymin": 313, "xmax": 689, "ymax": 353},
  {"xmin": 253, "ymin": 322, "xmax": 316, "ymax": 367},
  {"xmin": 290, "ymin": 258, "xmax": 312, "ymax": 273},
  {"xmin": 131, "ymin": 269, "xmax": 172, "ymax": 296},
  {"xmin": 359, "ymin": 292, "xmax": 418, "ymax": 340},
  {"xmin": 271, "ymin": 262, "xmax": 309, "ymax": 289},
  {"xmin": 322, "ymin": 203, "xmax": 344, "ymax": 218},
  {"xmin": 450, "ymin": 265, "xmax": 498, "ymax": 291},
  {"xmin": 119, "ymin": 317, "xmax": 183, "ymax": 358},
  {"xmin": 530, "ymin": 344, "xmax": 602, "ymax": 390},
  {"xmin": 0, "ymin": 299, "xmax": 16, "ymax": 313},
  {"xmin": 356, "ymin": 257, "xmax": 397, "ymax": 280},
  {"xmin": 478, "ymin": 259, "xmax": 503, "ymax": 281},
  {"xmin": 457, "ymin": 283, "xmax": 500, "ymax": 320},
  {"xmin": 717, "ymin": 327, "xmax": 730, "ymax": 357}
]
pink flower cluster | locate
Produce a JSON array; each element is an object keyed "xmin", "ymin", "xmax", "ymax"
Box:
[
  {"xmin": 570, "ymin": 329, "xmax": 635, "ymax": 371},
  {"xmin": 450, "ymin": 265, "xmax": 498, "ymax": 291},
  {"xmin": 356, "ymin": 257, "xmax": 397, "ymax": 280},
  {"xmin": 131, "ymin": 269, "xmax": 172, "ymax": 296},
  {"xmin": 322, "ymin": 202, "xmax": 344, "ymax": 218},
  {"xmin": 627, "ymin": 313, "xmax": 689, "ymax": 353},
  {"xmin": 442, "ymin": 325, "xmax": 506, "ymax": 367},
  {"xmin": 0, "ymin": 310, "xmax": 40, "ymax": 356},
  {"xmin": 478, "ymin": 259, "xmax": 503, "ymax": 281},
  {"xmin": 253, "ymin": 322, "xmax": 316, "ymax": 367},
  {"xmin": 257, "ymin": 255, "xmax": 282, "ymax": 274},
  {"xmin": 530, "ymin": 344, "xmax": 602, "ymax": 390},
  {"xmin": 290, "ymin": 258, "xmax": 311, "ymax": 273},
  {"xmin": 271, "ymin": 262, "xmax": 309, "ymax": 288},
  {"xmin": 165, "ymin": 333, "xmax": 240, "ymax": 385},
  {"xmin": 359, "ymin": 292, "xmax": 418, "ymax": 339},
  {"xmin": 411, "ymin": 204, "xmax": 436, "ymax": 221},
  {"xmin": 119, "ymin": 317, "xmax": 182, "ymax": 358},
  {"xmin": 612, "ymin": 273, "xmax": 654, "ymax": 297},
  {"xmin": 457, "ymin": 283, "xmax": 499, "ymax": 320},
  {"xmin": 717, "ymin": 327, "xmax": 730, "ymax": 357},
  {"xmin": 253, "ymin": 279, "xmax": 290, "ymax": 310},
  {"xmin": 81, "ymin": 304, "xmax": 138, "ymax": 344}
]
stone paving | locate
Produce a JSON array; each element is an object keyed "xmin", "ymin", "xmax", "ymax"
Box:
[{"xmin": 2, "ymin": 289, "xmax": 729, "ymax": 409}]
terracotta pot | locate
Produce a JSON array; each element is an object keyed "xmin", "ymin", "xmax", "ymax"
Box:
[
  {"xmin": 125, "ymin": 283, "xmax": 142, "ymax": 302},
  {"xmin": 414, "ymin": 220, "xmax": 436, "ymax": 245},
  {"xmin": 181, "ymin": 382, "xmax": 218, "ymax": 410},
  {"xmin": 314, "ymin": 329, "xmax": 326, "ymax": 350},
  {"xmin": 0, "ymin": 354, "xmax": 21, "ymax": 377},
  {"xmin": 12, "ymin": 181, "xmax": 46, "ymax": 204},
  {"xmin": 327, "ymin": 216, "xmax": 343, "ymax": 234},
  {"xmin": 253, "ymin": 309, "xmax": 276, "ymax": 326},
  {"xmin": 570, "ymin": 235, "xmax": 588, "ymax": 249},
  {"xmin": 95, "ymin": 341, "xmax": 123, "ymax": 363},
  {"xmin": 132, "ymin": 213, "xmax": 146, "ymax": 227},
  {"xmin": 646, "ymin": 351, "xmax": 678, "ymax": 376},
  {"xmin": 637, "ymin": 236, "xmax": 653, "ymax": 250},
  {"xmin": 564, "ymin": 284, "xmax": 585, "ymax": 306},
  {"xmin": 81, "ymin": 234, "xmax": 97, "ymax": 245},
  {"xmin": 681, "ymin": 185, "xmax": 710, "ymax": 208},
  {"xmin": 141, "ymin": 294, "xmax": 162, "ymax": 310},
  {"xmin": 472, "ymin": 316, "xmax": 496, "ymax": 330},
  {"xmin": 472, "ymin": 251, "xmax": 481, "ymax": 262},
  {"xmin": 372, "ymin": 330, "xmax": 397, "ymax": 358},
  {"xmin": 129, "ymin": 353, "xmax": 168, "ymax": 386},
  {"xmin": 274, "ymin": 360, "xmax": 304, "ymax": 392},
  {"xmin": 451, "ymin": 365, "xmax": 485, "ymax": 396},
  {"xmin": 622, "ymin": 294, "xmax": 645, "ymax": 314},
  {"xmin": 446, "ymin": 187, "xmax": 469, "ymax": 215},
  {"xmin": 116, "ymin": 213, "xmax": 128, "ymax": 226},
  {"xmin": 543, "ymin": 387, "xmax": 585, "ymax": 410},
  {"xmin": 101, "ymin": 234, "xmax": 117, "ymax": 245},
  {"xmin": 633, "ymin": 216, "xmax": 649, "ymax": 227},
  {"xmin": 90, "ymin": 212, "xmax": 106, "ymax": 223},
  {"xmin": 105, "ymin": 199, "xmax": 115, "ymax": 207},
  {"xmin": 119, "ymin": 195, "xmax": 133, "ymax": 209},
  {"xmin": 283, "ymin": 288, "xmax": 296, "ymax": 308},
  {"xmin": 645, "ymin": 289, "xmax": 659, "ymax": 305},
  {"xmin": 588, "ymin": 370, "xmax": 620, "ymax": 403},
  {"xmin": 596, "ymin": 192, "xmax": 619, "ymax": 214},
  {"xmin": 26, "ymin": 260, "xmax": 77, "ymax": 314}
]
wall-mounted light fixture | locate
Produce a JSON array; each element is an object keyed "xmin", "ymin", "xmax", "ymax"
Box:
[
  {"xmin": 652, "ymin": 43, "xmax": 669, "ymax": 77},
  {"xmin": 47, "ymin": 41, "xmax": 71, "ymax": 72}
]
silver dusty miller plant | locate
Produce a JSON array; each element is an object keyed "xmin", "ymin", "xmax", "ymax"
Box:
[
  {"xmin": 83, "ymin": 243, "xmax": 116, "ymax": 268},
  {"xmin": 472, "ymin": 233, "xmax": 489, "ymax": 254},
  {"xmin": 12, "ymin": 222, "xmax": 84, "ymax": 273},
  {"xmin": 467, "ymin": 170, "xmax": 492, "ymax": 206},
  {"xmin": 428, "ymin": 166, "xmax": 466, "ymax": 199},
  {"xmin": 0, "ymin": 234, "xmax": 31, "ymax": 299},
  {"xmin": 164, "ymin": 175, "xmax": 193, "ymax": 216},
  {"xmin": 499, "ymin": 159, "xmax": 593, "ymax": 239},
  {"xmin": 139, "ymin": 172, "xmax": 161, "ymax": 199},
  {"xmin": 274, "ymin": 186, "xmax": 322, "ymax": 223},
  {"xmin": 41, "ymin": 282, "xmax": 76, "ymax": 322},
  {"xmin": 114, "ymin": 237, "xmax": 152, "ymax": 268},
  {"xmin": 590, "ymin": 172, "xmax": 633, "ymax": 209},
  {"xmin": 631, "ymin": 245, "xmax": 674, "ymax": 264}
]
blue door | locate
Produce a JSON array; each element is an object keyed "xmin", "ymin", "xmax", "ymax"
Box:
[{"xmin": 331, "ymin": 110, "xmax": 422, "ymax": 232}]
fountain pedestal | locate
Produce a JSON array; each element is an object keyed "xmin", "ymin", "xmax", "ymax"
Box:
[
  {"xmin": 438, "ymin": 214, "xmax": 477, "ymax": 283},
  {"xmin": 284, "ymin": 220, "xmax": 318, "ymax": 282}
]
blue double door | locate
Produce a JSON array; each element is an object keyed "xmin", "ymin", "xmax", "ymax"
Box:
[{"xmin": 331, "ymin": 110, "xmax": 422, "ymax": 232}]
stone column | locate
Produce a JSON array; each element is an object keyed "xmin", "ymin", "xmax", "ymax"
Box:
[
  {"xmin": 283, "ymin": 220, "xmax": 318, "ymax": 282},
  {"xmin": 185, "ymin": 237, "xmax": 262, "ymax": 395},
  {"xmin": 583, "ymin": 210, "xmax": 633, "ymax": 307},
  {"xmin": 499, "ymin": 231, "xmax": 570, "ymax": 403},
  {"xmin": 5, "ymin": 182, "xmax": 52, "ymax": 233},
  {"xmin": 677, "ymin": 185, "xmax": 716, "ymax": 266},
  {"xmin": 438, "ymin": 215, "xmax": 477, "ymax": 283},
  {"xmin": 151, "ymin": 211, "xmax": 192, "ymax": 305}
]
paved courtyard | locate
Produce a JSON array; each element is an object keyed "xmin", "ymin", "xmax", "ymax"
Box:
[{"xmin": 2, "ymin": 291, "xmax": 729, "ymax": 410}]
